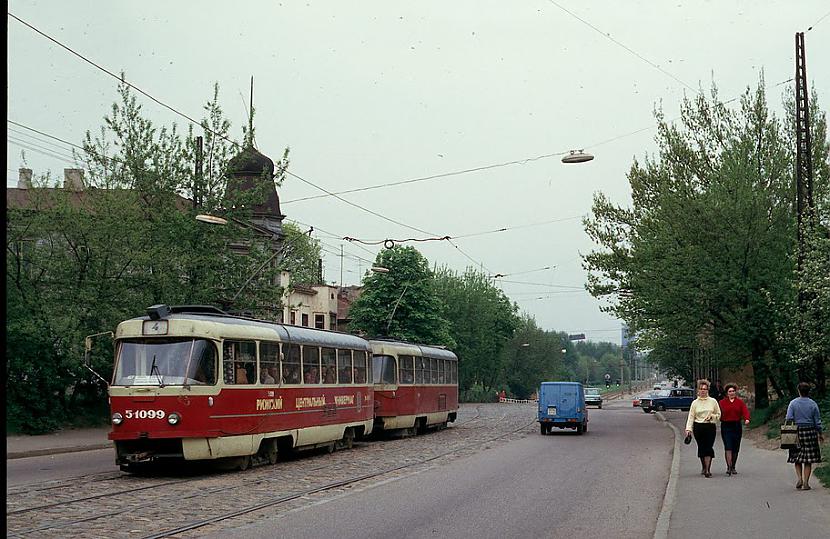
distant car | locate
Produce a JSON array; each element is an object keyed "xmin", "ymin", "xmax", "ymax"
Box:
[
  {"xmin": 584, "ymin": 387, "xmax": 602, "ymax": 409},
  {"xmin": 640, "ymin": 387, "xmax": 695, "ymax": 413},
  {"xmin": 633, "ymin": 390, "xmax": 659, "ymax": 407}
]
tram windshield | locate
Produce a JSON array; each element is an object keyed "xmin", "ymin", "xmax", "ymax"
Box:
[
  {"xmin": 372, "ymin": 354, "xmax": 397, "ymax": 385},
  {"xmin": 114, "ymin": 338, "xmax": 217, "ymax": 386}
]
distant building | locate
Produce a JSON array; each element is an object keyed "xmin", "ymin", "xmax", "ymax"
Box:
[{"xmin": 280, "ymin": 274, "xmax": 363, "ymax": 332}]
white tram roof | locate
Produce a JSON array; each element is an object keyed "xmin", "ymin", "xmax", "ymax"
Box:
[
  {"xmin": 368, "ymin": 338, "xmax": 458, "ymax": 361},
  {"xmin": 116, "ymin": 312, "xmax": 370, "ymax": 351}
]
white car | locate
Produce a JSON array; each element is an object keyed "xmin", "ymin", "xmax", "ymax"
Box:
[{"xmin": 584, "ymin": 387, "xmax": 603, "ymax": 409}]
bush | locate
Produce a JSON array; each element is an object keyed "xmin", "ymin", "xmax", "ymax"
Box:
[
  {"xmin": 461, "ymin": 384, "xmax": 499, "ymax": 403},
  {"xmin": 813, "ymin": 394, "xmax": 830, "ymax": 486}
]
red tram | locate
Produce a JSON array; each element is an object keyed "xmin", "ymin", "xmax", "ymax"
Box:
[
  {"xmin": 108, "ymin": 305, "xmax": 374, "ymax": 471},
  {"xmin": 370, "ymin": 338, "xmax": 459, "ymax": 435}
]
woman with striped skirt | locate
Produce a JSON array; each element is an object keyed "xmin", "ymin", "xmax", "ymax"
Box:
[{"xmin": 786, "ymin": 382, "xmax": 825, "ymax": 491}]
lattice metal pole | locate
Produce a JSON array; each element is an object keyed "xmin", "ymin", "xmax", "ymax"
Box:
[{"xmin": 795, "ymin": 32, "xmax": 814, "ymax": 272}]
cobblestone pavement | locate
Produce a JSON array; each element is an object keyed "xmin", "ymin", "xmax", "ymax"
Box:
[{"xmin": 6, "ymin": 403, "xmax": 538, "ymax": 539}]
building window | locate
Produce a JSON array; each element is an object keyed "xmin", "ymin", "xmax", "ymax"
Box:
[
  {"xmin": 290, "ymin": 311, "xmax": 296, "ymax": 325},
  {"xmin": 314, "ymin": 314, "xmax": 325, "ymax": 329},
  {"xmin": 301, "ymin": 313, "xmax": 309, "ymax": 327}
]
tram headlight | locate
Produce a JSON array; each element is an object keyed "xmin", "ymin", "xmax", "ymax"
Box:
[
  {"xmin": 167, "ymin": 412, "xmax": 181, "ymax": 426},
  {"xmin": 111, "ymin": 412, "xmax": 123, "ymax": 425}
]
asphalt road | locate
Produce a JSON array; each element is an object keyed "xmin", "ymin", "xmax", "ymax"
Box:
[
  {"xmin": 6, "ymin": 447, "xmax": 118, "ymax": 487},
  {"xmin": 204, "ymin": 400, "xmax": 673, "ymax": 539}
]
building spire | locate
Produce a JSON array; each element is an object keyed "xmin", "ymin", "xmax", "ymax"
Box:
[{"xmin": 244, "ymin": 76, "xmax": 256, "ymax": 149}]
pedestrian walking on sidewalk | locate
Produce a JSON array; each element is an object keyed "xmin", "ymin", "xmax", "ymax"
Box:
[
  {"xmin": 718, "ymin": 383, "xmax": 750, "ymax": 476},
  {"xmin": 786, "ymin": 382, "xmax": 824, "ymax": 491},
  {"xmin": 684, "ymin": 379, "xmax": 721, "ymax": 478}
]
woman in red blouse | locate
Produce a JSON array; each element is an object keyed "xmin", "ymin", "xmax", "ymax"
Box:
[{"xmin": 719, "ymin": 383, "xmax": 750, "ymax": 475}]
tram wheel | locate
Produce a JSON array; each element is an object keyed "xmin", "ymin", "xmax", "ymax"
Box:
[
  {"xmin": 342, "ymin": 428, "xmax": 355, "ymax": 449},
  {"xmin": 237, "ymin": 455, "xmax": 252, "ymax": 471},
  {"xmin": 260, "ymin": 439, "xmax": 278, "ymax": 465}
]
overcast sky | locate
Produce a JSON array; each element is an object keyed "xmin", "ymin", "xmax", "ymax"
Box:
[{"xmin": 7, "ymin": 1, "xmax": 830, "ymax": 344}]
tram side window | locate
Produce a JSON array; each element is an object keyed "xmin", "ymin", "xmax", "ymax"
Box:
[
  {"xmin": 260, "ymin": 342, "xmax": 280, "ymax": 385},
  {"xmin": 223, "ymin": 341, "xmax": 256, "ymax": 385},
  {"xmin": 399, "ymin": 355, "xmax": 414, "ymax": 384},
  {"xmin": 430, "ymin": 357, "xmax": 439, "ymax": 384},
  {"xmin": 283, "ymin": 343, "xmax": 301, "ymax": 384},
  {"xmin": 338, "ymin": 349, "xmax": 352, "ymax": 383},
  {"xmin": 353, "ymin": 351, "xmax": 367, "ymax": 384},
  {"xmin": 189, "ymin": 341, "xmax": 217, "ymax": 385},
  {"xmin": 414, "ymin": 356, "xmax": 424, "ymax": 384},
  {"xmin": 303, "ymin": 346, "xmax": 320, "ymax": 384},
  {"xmin": 321, "ymin": 347, "xmax": 337, "ymax": 384},
  {"xmin": 373, "ymin": 354, "xmax": 397, "ymax": 384},
  {"xmin": 451, "ymin": 361, "xmax": 457, "ymax": 384}
]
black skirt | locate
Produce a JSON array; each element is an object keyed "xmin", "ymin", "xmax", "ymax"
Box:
[
  {"xmin": 720, "ymin": 420, "xmax": 743, "ymax": 452},
  {"xmin": 693, "ymin": 422, "xmax": 716, "ymax": 458}
]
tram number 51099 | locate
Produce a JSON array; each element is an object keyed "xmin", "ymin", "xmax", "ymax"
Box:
[{"xmin": 123, "ymin": 409, "xmax": 166, "ymax": 420}]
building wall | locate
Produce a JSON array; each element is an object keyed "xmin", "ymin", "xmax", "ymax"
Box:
[{"xmin": 281, "ymin": 271, "xmax": 339, "ymax": 330}]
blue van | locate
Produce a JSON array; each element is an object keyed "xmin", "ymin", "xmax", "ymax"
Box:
[{"xmin": 538, "ymin": 382, "xmax": 588, "ymax": 435}]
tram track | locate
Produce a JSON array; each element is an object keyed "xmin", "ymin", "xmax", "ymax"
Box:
[
  {"xmin": 142, "ymin": 417, "xmax": 537, "ymax": 539},
  {"xmin": 6, "ymin": 456, "xmax": 340, "ymax": 516},
  {"xmin": 6, "ymin": 404, "xmax": 532, "ymax": 539}
]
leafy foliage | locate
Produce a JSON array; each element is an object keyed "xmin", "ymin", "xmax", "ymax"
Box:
[
  {"xmin": 582, "ymin": 79, "xmax": 830, "ymax": 404},
  {"xmin": 433, "ymin": 266, "xmax": 519, "ymax": 394},
  {"xmin": 348, "ymin": 246, "xmax": 453, "ymax": 346},
  {"xmin": 5, "ymin": 83, "xmax": 319, "ymax": 432}
]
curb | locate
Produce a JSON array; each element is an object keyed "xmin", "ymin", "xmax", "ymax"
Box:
[
  {"xmin": 6, "ymin": 443, "xmax": 112, "ymax": 460},
  {"xmin": 653, "ymin": 411, "xmax": 681, "ymax": 539}
]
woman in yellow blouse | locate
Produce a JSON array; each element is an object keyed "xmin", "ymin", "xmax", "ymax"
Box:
[{"xmin": 684, "ymin": 379, "xmax": 722, "ymax": 477}]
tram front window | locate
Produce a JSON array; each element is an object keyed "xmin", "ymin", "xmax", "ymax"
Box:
[
  {"xmin": 114, "ymin": 338, "xmax": 217, "ymax": 386},
  {"xmin": 372, "ymin": 354, "xmax": 397, "ymax": 385}
]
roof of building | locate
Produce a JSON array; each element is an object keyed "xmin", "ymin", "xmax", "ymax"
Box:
[{"xmin": 226, "ymin": 145, "xmax": 282, "ymax": 218}]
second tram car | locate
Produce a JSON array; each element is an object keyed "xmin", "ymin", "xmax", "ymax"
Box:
[
  {"xmin": 108, "ymin": 305, "xmax": 374, "ymax": 470},
  {"xmin": 370, "ymin": 338, "xmax": 459, "ymax": 435}
]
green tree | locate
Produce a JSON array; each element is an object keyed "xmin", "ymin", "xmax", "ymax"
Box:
[
  {"xmin": 782, "ymin": 87, "xmax": 830, "ymax": 396},
  {"xmin": 348, "ymin": 246, "xmax": 453, "ymax": 346},
  {"xmin": 5, "ymin": 82, "xmax": 319, "ymax": 432},
  {"xmin": 433, "ymin": 266, "xmax": 519, "ymax": 395},
  {"xmin": 583, "ymin": 79, "xmax": 810, "ymax": 408},
  {"xmin": 281, "ymin": 222, "xmax": 323, "ymax": 286}
]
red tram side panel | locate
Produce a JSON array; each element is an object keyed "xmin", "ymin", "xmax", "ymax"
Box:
[
  {"xmin": 370, "ymin": 339, "xmax": 459, "ymax": 434},
  {"xmin": 107, "ymin": 306, "xmax": 374, "ymax": 469}
]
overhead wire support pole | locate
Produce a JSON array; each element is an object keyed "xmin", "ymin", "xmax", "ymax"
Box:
[
  {"xmin": 794, "ymin": 32, "xmax": 824, "ymax": 394},
  {"xmin": 794, "ymin": 31, "xmax": 814, "ymax": 274}
]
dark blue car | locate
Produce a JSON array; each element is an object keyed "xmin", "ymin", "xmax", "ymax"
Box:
[{"xmin": 640, "ymin": 387, "xmax": 695, "ymax": 413}]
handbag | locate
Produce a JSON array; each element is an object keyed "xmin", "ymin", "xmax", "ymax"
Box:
[
  {"xmin": 684, "ymin": 432, "xmax": 692, "ymax": 445},
  {"xmin": 780, "ymin": 420, "xmax": 799, "ymax": 450}
]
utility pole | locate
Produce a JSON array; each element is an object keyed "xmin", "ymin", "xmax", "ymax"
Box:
[
  {"xmin": 795, "ymin": 32, "xmax": 814, "ymax": 275},
  {"xmin": 794, "ymin": 32, "xmax": 825, "ymax": 394},
  {"xmin": 194, "ymin": 136, "xmax": 203, "ymax": 208},
  {"xmin": 339, "ymin": 244, "xmax": 344, "ymax": 287}
]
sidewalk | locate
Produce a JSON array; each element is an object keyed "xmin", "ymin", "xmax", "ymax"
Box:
[
  {"xmin": 6, "ymin": 427, "xmax": 112, "ymax": 459},
  {"xmin": 659, "ymin": 412, "xmax": 829, "ymax": 539}
]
